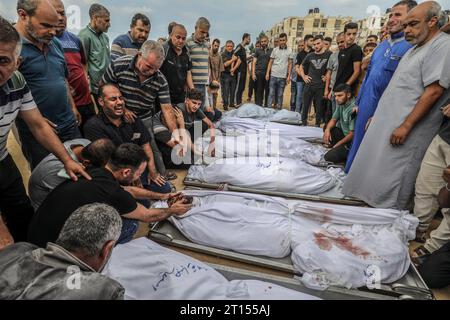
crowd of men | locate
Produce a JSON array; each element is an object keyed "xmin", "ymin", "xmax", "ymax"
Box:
[{"xmin": 0, "ymin": 0, "xmax": 450, "ymax": 299}]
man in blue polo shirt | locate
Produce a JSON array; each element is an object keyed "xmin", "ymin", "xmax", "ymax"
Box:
[{"xmin": 15, "ymin": 0, "xmax": 81, "ymax": 169}]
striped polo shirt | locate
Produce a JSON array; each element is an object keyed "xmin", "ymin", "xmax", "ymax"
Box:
[
  {"xmin": 0, "ymin": 71, "xmax": 37, "ymax": 161},
  {"xmin": 186, "ymin": 35, "xmax": 209, "ymax": 85},
  {"xmin": 111, "ymin": 33, "xmax": 142, "ymax": 61},
  {"xmin": 102, "ymin": 55, "xmax": 171, "ymax": 119}
]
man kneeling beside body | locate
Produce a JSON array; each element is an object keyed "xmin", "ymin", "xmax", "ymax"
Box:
[
  {"xmin": 153, "ymin": 89, "xmax": 216, "ymax": 168},
  {"xmin": 323, "ymin": 84, "xmax": 356, "ymax": 164},
  {"xmin": 0, "ymin": 203, "xmax": 125, "ymax": 300},
  {"xmin": 28, "ymin": 143, "xmax": 192, "ymax": 247}
]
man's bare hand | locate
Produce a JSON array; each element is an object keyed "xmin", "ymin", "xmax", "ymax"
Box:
[
  {"xmin": 168, "ymin": 199, "xmax": 192, "ymax": 216},
  {"xmin": 64, "ymin": 159, "xmax": 91, "ymax": 181},
  {"xmin": 441, "ymin": 104, "xmax": 450, "ymax": 117},
  {"xmin": 390, "ymin": 124, "xmax": 411, "ymax": 146},
  {"xmin": 149, "ymin": 172, "xmax": 166, "ymax": 187},
  {"xmin": 303, "ymin": 75, "xmax": 312, "ymax": 84},
  {"xmin": 443, "ymin": 166, "xmax": 450, "ymax": 183},
  {"xmin": 123, "ymin": 108, "xmax": 137, "ymax": 124},
  {"xmin": 73, "ymin": 108, "xmax": 82, "ymax": 127}
]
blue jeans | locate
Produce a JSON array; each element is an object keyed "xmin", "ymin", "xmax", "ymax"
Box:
[
  {"xmin": 194, "ymin": 84, "xmax": 210, "ymax": 109},
  {"xmin": 296, "ymin": 82, "xmax": 304, "ymax": 114},
  {"xmin": 140, "ymin": 168, "xmax": 172, "ymax": 194},
  {"xmin": 117, "ymin": 218, "xmax": 139, "ymax": 244},
  {"xmin": 267, "ymin": 77, "xmax": 286, "ymax": 110},
  {"xmin": 290, "ymin": 81, "xmax": 297, "ymax": 111}
]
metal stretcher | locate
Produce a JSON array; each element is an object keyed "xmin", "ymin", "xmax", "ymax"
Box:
[
  {"xmin": 183, "ymin": 177, "xmax": 367, "ymax": 207},
  {"xmin": 148, "ymin": 220, "xmax": 434, "ymax": 300}
]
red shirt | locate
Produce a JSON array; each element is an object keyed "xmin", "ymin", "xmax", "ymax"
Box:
[{"xmin": 57, "ymin": 31, "xmax": 92, "ymax": 106}]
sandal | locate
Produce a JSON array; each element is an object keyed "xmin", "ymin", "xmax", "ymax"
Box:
[
  {"xmin": 411, "ymin": 245, "xmax": 431, "ymax": 267},
  {"xmin": 165, "ymin": 171, "xmax": 178, "ymax": 181}
]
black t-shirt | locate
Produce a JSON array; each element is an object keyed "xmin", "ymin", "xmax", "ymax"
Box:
[
  {"xmin": 160, "ymin": 41, "xmax": 192, "ymax": 104},
  {"xmin": 27, "ymin": 167, "xmax": 138, "ymax": 248},
  {"xmin": 301, "ymin": 51, "xmax": 332, "ymax": 88},
  {"xmin": 233, "ymin": 44, "xmax": 247, "ymax": 72},
  {"xmin": 221, "ymin": 51, "xmax": 234, "ymax": 74},
  {"xmin": 334, "ymin": 44, "xmax": 363, "ymax": 91},
  {"xmin": 254, "ymin": 48, "xmax": 272, "ymax": 74},
  {"xmin": 84, "ymin": 113, "xmax": 151, "ymax": 147},
  {"xmin": 295, "ymin": 50, "xmax": 310, "ymax": 83}
]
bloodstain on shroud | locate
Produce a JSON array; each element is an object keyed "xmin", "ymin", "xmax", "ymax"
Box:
[{"xmin": 313, "ymin": 232, "xmax": 371, "ymax": 259}]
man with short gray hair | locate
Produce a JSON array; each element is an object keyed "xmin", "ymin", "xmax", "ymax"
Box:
[
  {"xmin": 0, "ymin": 203, "xmax": 125, "ymax": 300},
  {"xmin": 101, "ymin": 39, "xmax": 178, "ymax": 181}
]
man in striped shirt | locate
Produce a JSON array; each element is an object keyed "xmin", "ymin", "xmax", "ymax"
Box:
[
  {"xmin": 186, "ymin": 17, "xmax": 220, "ymax": 122},
  {"xmin": 0, "ymin": 16, "xmax": 89, "ymax": 250},
  {"xmin": 101, "ymin": 40, "xmax": 178, "ymax": 179}
]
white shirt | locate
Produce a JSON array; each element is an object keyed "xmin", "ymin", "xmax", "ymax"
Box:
[{"xmin": 270, "ymin": 47, "xmax": 293, "ymax": 78}]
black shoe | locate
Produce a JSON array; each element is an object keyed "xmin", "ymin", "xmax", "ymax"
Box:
[
  {"xmin": 229, "ymin": 104, "xmax": 236, "ymax": 108},
  {"xmin": 223, "ymin": 105, "xmax": 229, "ymax": 111}
]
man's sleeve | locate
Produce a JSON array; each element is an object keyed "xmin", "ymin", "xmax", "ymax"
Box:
[
  {"xmin": 423, "ymin": 40, "xmax": 450, "ymax": 88},
  {"xmin": 440, "ymin": 49, "xmax": 450, "ymax": 89},
  {"xmin": 77, "ymin": 37, "xmax": 87, "ymax": 65},
  {"xmin": 158, "ymin": 76, "xmax": 171, "ymax": 105},
  {"xmin": 270, "ymin": 49, "xmax": 276, "ymax": 59},
  {"xmin": 349, "ymin": 115, "xmax": 356, "ymax": 132},
  {"xmin": 135, "ymin": 118, "xmax": 152, "ymax": 145},
  {"xmin": 332, "ymin": 106, "xmax": 340, "ymax": 121},
  {"xmin": 78, "ymin": 31, "xmax": 90, "ymax": 60},
  {"xmin": 196, "ymin": 108, "xmax": 207, "ymax": 120},
  {"xmin": 301, "ymin": 54, "xmax": 311, "ymax": 72},
  {"xmin": 102, "ymin": 60, "xmax": 118, "ymax": 84},
  {"xmin": 109, "ymin": 189, "xmax": 138, "ymax": 215},
  {"xmin": 351, "ymin": 46, "xmax": 363, "ymax": 63},
  {"xmin": 16, "ymin": 73, "xmax": 37, "ymax": 112},
  {"xmin": 83, "ymin": 118, "xmax": 109, "ymax": 142}
]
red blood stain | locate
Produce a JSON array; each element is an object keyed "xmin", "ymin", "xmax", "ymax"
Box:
[{"xmin": 314, "ymin": 232, "xmax": 370, "ymax": 259}]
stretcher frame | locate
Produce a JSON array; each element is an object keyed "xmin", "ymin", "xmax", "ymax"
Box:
[
  {"xmin": 183, "ymin": 176, "xmax": 367, "ymax": 206},
  {"xmin": 211, "ymin": 264, "xmax": 397, "ymax": 300},
  {"xmin": 148, "ymin": 220, "xmax": 434, "ymax": 300}
]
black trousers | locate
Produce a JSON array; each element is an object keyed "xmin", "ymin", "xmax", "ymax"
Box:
[
  {"xmin": 324, "ymin": 127, "xmax": 351, "ymax": 164},
  {"xmin": 0, "ymin": 155, "xmax": 35, "ymax": 242},
  {"xmin": 255, "ymin": 72, "xmax": 270, "ymax": 107},
  {"xmin": 248, "ymin": 76, "xmax": 255, "ymax": 100},
  {"xmin": 221, "ymin": 73, "xmax": 237, "ymax": 107},
  {"xmin": 302, "ymin": 85, "xmax": 325, "ymax": 126},
  {"xmin": 419, "ymin": 241, "xmax": 450, "ymax": 289},
  {"xmin": 235, "ymin": 69, "xmax": 247, "ymax": 105}
]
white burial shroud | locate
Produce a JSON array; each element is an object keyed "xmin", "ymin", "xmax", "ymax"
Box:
[
  {"xmin": 163, "ymin": 190, "xmax": 418, "ymax": 289},
  {"xmin": 102, "ymin": 238, "xmax": 321, "ymax": 300},
  {"xmin": 187, "ymin": 156, "xmax": 338, "ymax": 195},
  {"xmin": 223, "ymin": 103, "xmax": 301, "ymax": 122},
  {"xmin": 197, "ymin": 134, "xmax": 328, "ymax": 166},
  {"xmin": 216, "ymin": 117, "xmax": 324, "ymax": 140}
]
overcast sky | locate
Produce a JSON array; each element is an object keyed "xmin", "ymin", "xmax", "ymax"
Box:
[{"xmin": 1, "ymin": 0, "xmax": 449, "ymax": 44}]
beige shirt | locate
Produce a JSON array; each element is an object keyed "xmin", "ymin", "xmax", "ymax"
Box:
[{"xmin": 209, "ymin": 51, "xmax": 225, "ymax": 82}]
